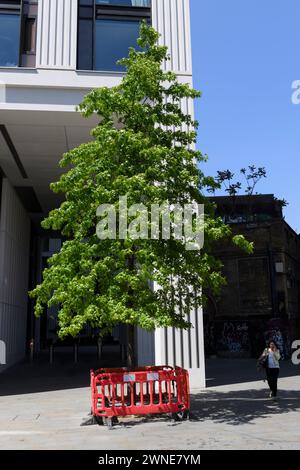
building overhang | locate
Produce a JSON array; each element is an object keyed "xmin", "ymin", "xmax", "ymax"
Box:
[
  {"xmin": 0, "ymin": 68, "xmax": 193, "ymax": 228},
  {"xmin": 0, "ymin": 107, "xmax": 99, "ymax": 222}
]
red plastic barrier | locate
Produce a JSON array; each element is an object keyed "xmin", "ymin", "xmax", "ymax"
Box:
[{"xmin": 90, "ymin": 365, "xmax": 190, "ymax": 420}]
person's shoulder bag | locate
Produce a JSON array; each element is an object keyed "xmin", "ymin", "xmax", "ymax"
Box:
[{"xmin": 257, "ymin": 350, "xmax": 268, "ymax": 371}]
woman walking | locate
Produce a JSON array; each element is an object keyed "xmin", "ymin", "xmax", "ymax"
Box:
[{"xmin": 259, "ymin": 340, "xmax": 281, "ymax": 399}]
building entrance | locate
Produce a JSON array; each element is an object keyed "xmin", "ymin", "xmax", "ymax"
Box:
[{"xmin": 27, "ymin": 235, "xmax": 125, "ymax": 367}]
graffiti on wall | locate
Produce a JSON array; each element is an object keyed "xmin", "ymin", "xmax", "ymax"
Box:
[{"xmin": 216, "ymin": 321, "xmax": 250, "ymax": 354}]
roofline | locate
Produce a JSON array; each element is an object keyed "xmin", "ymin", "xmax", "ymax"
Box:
[{"xmin": 208, "ymin": 194, "xmax": 275, "ymax": 201}]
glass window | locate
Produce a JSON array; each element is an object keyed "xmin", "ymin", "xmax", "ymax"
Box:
[
  {"xmin": 95, "ymin": 1, "xmax": 151, "ymax": 6},
  {"xmin": 78, "ymin": 0, "xmax": 151, "ymax": 71},
  {"xmin": 95, "ymin": 19, "xmax": 143, "ymax": 71},
  {"xmin": 78, "ymin": 19, "xmax": 93, "ymax": 70},
  {"xmin": 0, "ymin": 14, "xmax": 20, "ymax": 67}
]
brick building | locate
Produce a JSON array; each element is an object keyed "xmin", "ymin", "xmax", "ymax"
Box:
[{"xmin": 204, "ymin": 194, "xmax": 300, "ymax": 358}]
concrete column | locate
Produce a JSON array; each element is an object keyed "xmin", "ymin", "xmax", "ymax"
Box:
[
  {"xmin": 0, "ymin": 179, "xmax": 30, "ymax": 372},
  {"xmin": 137, "ymin": 305, "xmax": 206, "ymax": 390},
  {"xmin": 154, "ymin": 307, "xmax": 206, "ymax": 390}
]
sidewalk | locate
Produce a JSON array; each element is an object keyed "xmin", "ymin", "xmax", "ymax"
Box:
[{"xmin": 0, "ymin": 359, "xmax": 299, "ymax": 450}]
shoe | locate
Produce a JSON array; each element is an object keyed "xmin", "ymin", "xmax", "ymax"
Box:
[{"xmin": 269, "ymin": 392, "xmax": 273, "ymax": 398}]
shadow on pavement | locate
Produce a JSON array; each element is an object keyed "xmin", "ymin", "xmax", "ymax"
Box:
[
  {"xmin": 189, "ymin": 388, "xmax": 300, "ymax": 426},
  {"xmin": 0, "ymin": 344, "xmax": 125, "ymax": 397},
  {"xmin": 1, "ymin": 354, "xmax": 300, "ymax": 401},
  {"xmin": 113, "ymin": 386, "xmax": 300, "ymax": 429},
  {"xmin": 205, "ymin": 358, "xmax": 300, "ymax": 387},
  {"xmin": 87, "ymin": 388, "xmax": 300, "ymax": 429}
]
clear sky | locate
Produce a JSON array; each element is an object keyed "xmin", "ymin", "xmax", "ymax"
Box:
[{"xmin": 190, "ymin": 0, "xmax": 300, "ymax": 232}]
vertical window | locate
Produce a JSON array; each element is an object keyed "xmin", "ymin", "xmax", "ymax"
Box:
[
  {"xmin": 23, "ymin": 18, "xmax": 36, "ymax": 53},
  {"xmin": 95, "ymin": 1, "xmax": 150, "ymax": 5},
  {"xmin": 20, "ymin": 1, "xmax": 38, "ymax": 67},
  {"xmin": 0, "ymin": 1, "xmax": 22, "ymax": 67},
  {"xmin": 94, "ymin": 19, "xmax": 142, "ymax": 71},
  {"xmin": 78, "ymin": 0, "xmax": 151, "ymax": 71},
  {"xmin": 0, "ymin": 1, "xmax": 38, "ymax": 68}
]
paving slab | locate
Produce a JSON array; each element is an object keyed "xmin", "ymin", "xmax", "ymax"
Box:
[{"xmin": 0, "ymin": 358, "xmax": 299, "ymax": 450}]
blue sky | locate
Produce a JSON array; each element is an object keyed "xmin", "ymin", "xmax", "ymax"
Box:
[{"xmin": 190, "ymin": 0, "xmax": 300, "ymax": 232}]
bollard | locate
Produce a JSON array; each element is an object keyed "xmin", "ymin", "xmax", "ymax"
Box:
[
  {"xmin": 97, "ymin": 337, "xmax": 102, "ymax": 360},
  {"xmin": 74, "ymin": 343, "xmax": 78, "ymax": 363},
  {"xmin": 29, "ymin": 338, "xmax": 34, "ymax": 363},
  {"xmin": 49, "ymin": 344, "xmax": 54, "ymax": 364},
  {"xmin": 121, "ymin": 344, "xmax": 126, "ymax": 362}
]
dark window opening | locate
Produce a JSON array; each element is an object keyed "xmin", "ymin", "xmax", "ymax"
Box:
[
  {"xmin": 20, "ymin": 1, "xmax": 38, "ymax": 67},
  {"xmin": 0, "ymin": 1, "xmax": 22, "ymax": 67},
  {"xmin": 23, "ymin": 17, "xmax": 36, "ymax": 53},
  {"xmin": 0, "ymin": 1, "xmax": 37, "ymax": 68},
  {"xmin": 77, "ymin": 0, "xmax": 151, "ymax": 72},
  {"xmin": 96, "ymin": 1, "xmax": 151, "ymax": 6}
]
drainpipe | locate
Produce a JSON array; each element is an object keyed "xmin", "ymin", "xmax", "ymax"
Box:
[{"xmin": 268, "ymin": 248, "xmax": 277, "ymax": 317}]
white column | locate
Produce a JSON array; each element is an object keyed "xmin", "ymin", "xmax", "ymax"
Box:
[
  {"xmin": 152, "ymin": 0, "xmax": 193, "ymax": 75},
  {"xmin": 0, "ymin": 180, "xmax": 30, "ymax": 372},
  {"xmin": 139, "ymin": 0, "xmax": 205, "ymax": 389},
  {"xmin": 154, "ymin": 306, "xmax": 206, "ymax": 390},
  {"xmin": 137, "ymin": 303, "xmax": 206, "ymax": 390}
]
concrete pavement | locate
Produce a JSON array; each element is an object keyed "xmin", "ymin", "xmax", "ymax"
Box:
[{"xmin": 0, "ymin": 357, "xmax": 299, "ymax": 450}]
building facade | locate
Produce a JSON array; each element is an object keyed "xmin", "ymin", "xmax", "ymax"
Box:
[
  {"xmin": 204, "ymin": 195, "xmax": 300, "ymax": 359},
  {"xmin": 0, "ymin": 0, "xmax": 205, "ymax": 388}
]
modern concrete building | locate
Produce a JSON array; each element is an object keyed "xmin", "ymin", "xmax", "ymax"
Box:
[{"xmin": 0, "ymin": 0, "xmax": 205, "ymax": 388}]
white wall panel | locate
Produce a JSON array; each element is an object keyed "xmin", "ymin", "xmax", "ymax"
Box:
[
  {"xmin": 154, "ymin": 307, "xmax": 206, "ymax": 389},
  {"xmin": 152, "ymin": 0, "xmax": 192, "ymax": 74},
  {"xmin": 36, "ymin": 0, "xmax": 78, "ymax": 69},
  {"xmin": 0, "ymin": 180, "xmax": 30, "ymax": 372},
  {"xmin": 138, "ymin": 284, "xmax": 205, "ymax": 389}
]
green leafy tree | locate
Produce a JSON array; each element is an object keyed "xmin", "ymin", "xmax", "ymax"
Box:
[{"xmin": 29, "ymin": 24, "xmax": 252, "ymax": 367}]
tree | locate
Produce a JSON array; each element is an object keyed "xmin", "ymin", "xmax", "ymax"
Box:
[
  {"xmin": 208, "ymin": 166, "xmax": 287, "ymax": 220},
  {"xmin": 29, "ymin": 24, "xmax": 252, "ymax": 368},
  {"xmin": 211, "ymin": 166, "xmax": 267, "ymax": 197}
]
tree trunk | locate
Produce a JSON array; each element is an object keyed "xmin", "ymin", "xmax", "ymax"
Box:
[{"xmin": 127, "ymin": 324, "xmax": 136, "ymax": 369}]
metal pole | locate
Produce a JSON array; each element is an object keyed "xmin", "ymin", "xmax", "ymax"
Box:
[
  {"xmin": 121, "ymin": 344, "xmax": 126, "ymax": 362},
  {"xmin": 74, "ymin": 343, "xmax": 78, "ymax": 363},
  {"xmin": 97, "ymin": 337, "xmax": 102, "ymax": 360},
  {"xmin": 49, "ymin": 344, "xmax": 54, "ymax": 364}
]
